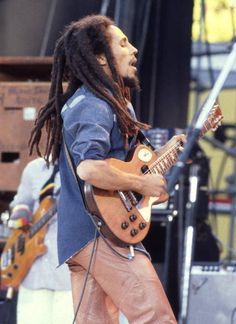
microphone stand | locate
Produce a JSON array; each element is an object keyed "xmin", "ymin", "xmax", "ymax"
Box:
[
  {"xmin": 166, "ymin": 42, "xmax": 236, "ymax": 324},
  {"xmin": 167, "ymin": 42, "xmax": 236, "ymax": 194},
  {"xmin": 178, "ymin": 164, "xmax": 200, "ymax": 324}
]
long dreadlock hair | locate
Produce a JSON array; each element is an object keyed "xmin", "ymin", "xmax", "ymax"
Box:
[{"xmin": 29, "ymin": 15, "xmax": 149, "ymax": 164}]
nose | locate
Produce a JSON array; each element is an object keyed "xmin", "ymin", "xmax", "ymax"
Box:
[{"xmin": 129, "ymin": 42, "xmax": 138, "ymax": 55}]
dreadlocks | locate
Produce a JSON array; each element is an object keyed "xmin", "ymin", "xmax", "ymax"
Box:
[{"xmin": 29, "ymin": 15, "xmax": 149, "ymax": 164}]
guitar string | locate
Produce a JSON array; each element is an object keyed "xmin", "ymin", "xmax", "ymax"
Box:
[{"xmin": 144, "ymin": 141, "xmax": 183, "ymax": 176}]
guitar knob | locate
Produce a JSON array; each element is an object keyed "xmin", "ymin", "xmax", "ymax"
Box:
[
  {"xmin": 139, "ymin": 222, "xmax": 146, "ymax": 230},
  {"xmin": 130, "ymin": 228, "xmax": 138, "ymax": 236},
  {"xmin": 129, "ymin": 214, "xmax": 137, "ymax": 222},
  {"xmin": 121, "ymin": 222, "xmax": 129, "ymax": 229}
]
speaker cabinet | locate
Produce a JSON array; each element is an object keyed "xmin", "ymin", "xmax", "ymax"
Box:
[{"xmin": 187, "ymin": 263, "xmax": 236, "ymax": 324}]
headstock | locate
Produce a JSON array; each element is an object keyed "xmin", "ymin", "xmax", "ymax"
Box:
[{"xmin": 201, "ymin": 103, "xmax": 223, "ymax": 136}]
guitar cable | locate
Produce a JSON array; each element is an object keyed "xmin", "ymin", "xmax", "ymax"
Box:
[
  {"xmin": 72, "ymin": 227, "xmax": 98, "ymax": 324},
  {"xmin": 88, "ymin": 213, "xmax": 134, "ymax": 261}
]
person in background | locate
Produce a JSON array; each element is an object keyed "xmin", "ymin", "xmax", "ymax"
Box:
[
  {"xmin": 9, "ymin": 158, "xmax": 74, "ymax": 324},
  {"xmin": 29, "ymin": 15, "xmax": 185, "ymax": 323}
]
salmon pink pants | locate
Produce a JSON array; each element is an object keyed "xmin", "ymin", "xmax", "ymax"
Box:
[{"xmin": 67, "ymin": 237, "xmax": 177, "ymax": 324}]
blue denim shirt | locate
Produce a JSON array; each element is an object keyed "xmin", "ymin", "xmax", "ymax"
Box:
[{"xmin": 58, "ymin": 86, "xmax": 148, "ymax": 265}]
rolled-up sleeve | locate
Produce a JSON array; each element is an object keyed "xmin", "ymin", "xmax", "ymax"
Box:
[{"xmin": 62, "ymin": 97, "xmax": 114, "ymax": 166}]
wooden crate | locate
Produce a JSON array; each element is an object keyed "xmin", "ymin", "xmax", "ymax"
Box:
[{"xmin": 0, "ymin": 82, "xmax": 50, "ymax": 191}]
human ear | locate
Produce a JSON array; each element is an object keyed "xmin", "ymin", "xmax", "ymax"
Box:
[{"xmin": 96, "ymin": 54, "xmax": 107, "ymax": 66}]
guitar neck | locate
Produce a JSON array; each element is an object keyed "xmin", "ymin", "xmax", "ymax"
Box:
[
  {"xmin": 148, "ymin": 141, "xmax": 183, "ymax": 176},
  {"xmin": 147, "ymin": 105, "xmax": 223, "ymax": 176},
  {"xmin": 29, "ymin": 204, "xmax": 57, "ymax": 238}
]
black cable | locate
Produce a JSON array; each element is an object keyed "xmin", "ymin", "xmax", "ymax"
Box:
[
  {"xmin": 99, "ymin": 231, "xmax": 132, "ymax": 260},
  {"xmin": 89, "ymin": 213, "xmax": 133, "ymax": 261},
  {"xmin": 72, "ymin": 228, "xmax": 98, "ymax": 324}
]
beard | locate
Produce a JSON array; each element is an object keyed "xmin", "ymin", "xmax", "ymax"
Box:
[{"xmin": 123, "ymin": 74, "xmax": 140, "ymax": 91}]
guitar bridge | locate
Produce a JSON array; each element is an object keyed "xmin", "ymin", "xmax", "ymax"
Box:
[{"xmin": 118, "ymin": 190, "xmax": 133, "ymax": 211}]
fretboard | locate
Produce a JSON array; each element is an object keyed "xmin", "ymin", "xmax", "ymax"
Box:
[
  {"xmin": 147, "ymin": 141, "xmax": 183, "ymax": 176},
  {"xmin": 29, "ymin": 204, "xmax": 57, "ymax": 238}
]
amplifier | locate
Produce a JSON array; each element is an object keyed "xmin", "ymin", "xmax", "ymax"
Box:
[{"xmin": 187, "ymin": 263, "xmax": 236, "ymax": 324}]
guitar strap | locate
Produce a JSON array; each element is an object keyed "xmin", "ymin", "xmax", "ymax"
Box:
[
  {"xmin": 62, "ymin": 135, "xmax": 87, "ymax": 205},
  {"xmin": 137, "ymin": 130, "xmax": 155, "ymax": 151},
  {"xmin": 39, "ymin": 163, "xmax": 59, "ymax": 202}
]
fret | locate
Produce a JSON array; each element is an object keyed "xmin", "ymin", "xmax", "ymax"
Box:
[
  {"xmin": 166, "ymin": 154, "xmax": 172, "ymax": 166},
  {"xmin": 152, "ymin": 168, "xmax": 157, "ymax": 174},
  {"xmin": 167, "ymin": 153, "xmax": 174, "ymax": 166},
  {"xmin": 162, "ymin": 158, "xmax": 169, "ymax": 170},
  {"xmin": 157, "ymin": 161, "xmax": 165, "ymax": 174},
  {"xmin": 154, "ymin": 167, "xmax": 160, "ymax": 174},
  {"xmin": 170, "ymin": 152, "xmax": 177, "ymax": 162}
]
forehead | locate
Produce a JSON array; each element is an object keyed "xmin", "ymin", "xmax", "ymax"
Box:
[{"xmin": 107, "ymin": 25, "xmax": 127, "ymax": 43}]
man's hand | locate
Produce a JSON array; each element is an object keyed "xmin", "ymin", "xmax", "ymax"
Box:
[
  {"xmin": 156, "ymin": 134, "xmax": 186, "ymax": 156},
  {"xmin": 139, "ymin": 173, "xmax": 169, "ymax": 202}
]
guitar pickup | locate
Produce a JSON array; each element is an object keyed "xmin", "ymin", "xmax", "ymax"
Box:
[
  {"xmin": 127, "ymin": 191, "xmax": 138, "ymax": 206},
  {"xmin": 17, "ymin": 234, "xmax": 25, "ymax": 255}
]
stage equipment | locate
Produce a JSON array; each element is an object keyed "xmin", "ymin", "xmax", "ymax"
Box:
[
  {"xmin": 176, "ymin": 42, "xmax": 236, "ymax": 324},
  {"xmin": 187, "ymin": 262, "xmax": 236, "ymax": 324},
  {"xmin": 179, "ymin": 164, "xmax": 201, "ymax": 323}
]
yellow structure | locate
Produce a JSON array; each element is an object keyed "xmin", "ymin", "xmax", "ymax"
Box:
[
  {"xmin": 190, "ymin": 0, "xmax": 236, "ymax": 259},
  {"xmin": 192, "ymin": 0, "xmax": 236, "ymax": 42}
]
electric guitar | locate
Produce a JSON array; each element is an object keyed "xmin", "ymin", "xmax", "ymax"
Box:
[
  {"xmin": 0, "ymin": 196, "xmax": 56, "ymax": 288},
  {"xmin": 84, "ymin": 104, "xmax": 223, "ymax": 245}
]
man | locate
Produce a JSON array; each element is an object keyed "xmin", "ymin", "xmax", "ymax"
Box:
[
  {"xmin": 30, "ymin": 15, "xmax": 183, "ymax": 323},
  {"xmin": 8, "ymin": 158, "xmax": 74, "ymax": 324}
]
